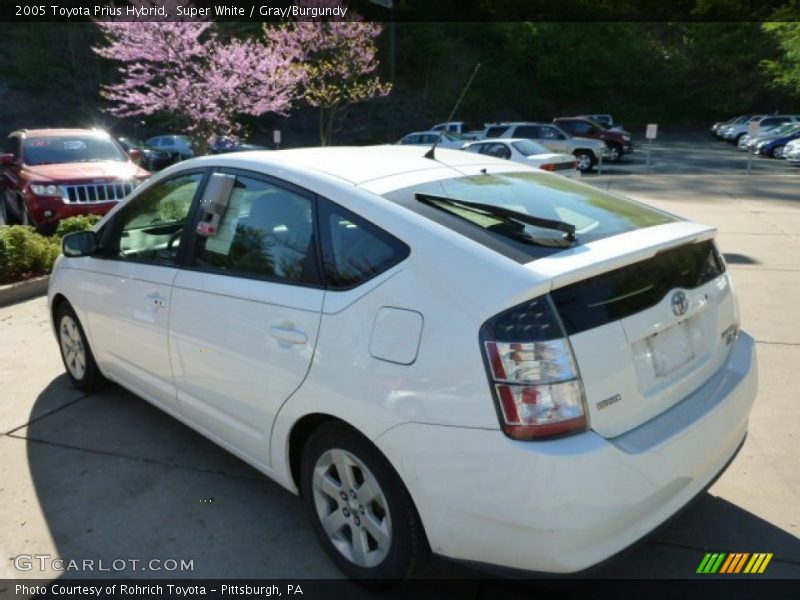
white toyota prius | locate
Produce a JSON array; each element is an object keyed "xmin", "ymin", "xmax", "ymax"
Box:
[{"xmin": 49, "ymin": 145, "xmax": 757, "ymax": 580}]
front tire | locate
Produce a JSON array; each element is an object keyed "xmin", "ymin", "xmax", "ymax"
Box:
[
  {"xmin": 301, "ymin": 422, "xmax": 430, "ymax": 583},
  {"xmin": 574, "ymin": 150, "xmax": 596, "ymax": 172},
  {"xmin": 56, "ymin": 303, "xmax": 105, "ymax": 392},
  {"xmin": 772, "ymin": 145, "xmax": 785, "ymax": 159}
]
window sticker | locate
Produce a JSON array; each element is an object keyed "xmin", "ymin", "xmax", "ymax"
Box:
[
  {"xmin": 205, "ymin": 193, "xmax": 243, "ymax": 256},
  {"xmin": 64, "ymin": 141, "xmax": 87, "ymax": 150}
]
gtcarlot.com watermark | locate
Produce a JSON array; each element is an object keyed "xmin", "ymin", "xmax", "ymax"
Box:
[{"xmin": 13, "ymin": 553, "xmax": 194, "ymax": 573}]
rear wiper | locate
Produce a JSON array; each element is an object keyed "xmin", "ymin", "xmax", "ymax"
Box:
[{"xmin": 415, "ymin": 192, "xmax": 577, "ymax": 243}]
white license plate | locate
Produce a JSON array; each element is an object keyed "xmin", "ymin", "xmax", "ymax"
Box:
[{"xmin": 646, "ymin": 319, "xmax": 696, "ymax": 378}]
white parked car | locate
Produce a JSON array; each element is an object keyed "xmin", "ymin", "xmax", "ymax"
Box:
[
  {"xmin": 50, "ymin": 146, "xmax": 757, "ymax": 581},
  {"xmin": 478, "ymin": 122, "xmax": 608, "ymax": 172},
  {"xmin": 461, "ymin": 138, "xmax": 578, "ymax": 177},
  {"xmin": 397, "ymin": 130, "xmax": 463, "ymax": 149},
  {"xmin": 783, "ymin": 138, "xmax": 800, "ymax": 165}
]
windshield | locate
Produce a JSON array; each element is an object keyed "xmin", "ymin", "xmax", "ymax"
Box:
[
  {"xmin": 511, "ymin": 140, "xmax": 551, "ymax": 156},
  {"xmin": 23, "ymin": 135, "xmax": 127, "ymax": 166},
  {"xmin": 382, "ymin": 171, "xmax": 676, "ymax": 262}
]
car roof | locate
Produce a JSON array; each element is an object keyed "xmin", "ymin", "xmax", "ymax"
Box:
[
  {"xmin": 12, "ymin": 128, "xmax": 110, "ymax": 138},
  {"xmin": 464, "ymin": 138, "xmax": 539, "ymax": 145},
  {"xmin": 487, "ymin": 122, "xmax": 550, "ymax": 127},
  {"xmin": 190, "ymin": 145, "xmax": 512, "ymax": 186}
]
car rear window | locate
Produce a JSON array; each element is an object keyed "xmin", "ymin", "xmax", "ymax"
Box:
[{"xmin": 382, "ymin": 171, "xmax": 676, "ymax": 263}]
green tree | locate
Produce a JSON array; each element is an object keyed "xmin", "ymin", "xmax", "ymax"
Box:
[{"xmin": 762, "ymin": 22, "xmax": 800, "ymax": 95}]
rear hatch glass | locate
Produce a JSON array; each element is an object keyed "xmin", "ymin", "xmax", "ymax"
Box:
[{"xmin": 382, "ymin": 171, "xmax": 676, "ymax": 263}]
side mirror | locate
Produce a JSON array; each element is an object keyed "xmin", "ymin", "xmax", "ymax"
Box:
[
  {"xmin": 63, "ymin": 231, "xmax": 98, "ymax": 257},
  {"xmin": 0, "ymin": 153, "xmax": 16, "ymax": 166},
  {"xmin": 128, "ymin": 148, "xmax": 142, "ymax": 162}
]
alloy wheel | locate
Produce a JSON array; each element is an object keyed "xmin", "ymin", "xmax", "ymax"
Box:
[
  {"xmin": 59, "ymin": 315, "xmax": 87, "ymax": 380},
  {"xmin": 575, "ymin": 153, "xmax": 593, "ymax": 171},
  {"xmin": 311, "ymin": 448, "xmax": 392, "ymax": 568}
]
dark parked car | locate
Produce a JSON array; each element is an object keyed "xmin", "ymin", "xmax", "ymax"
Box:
[
  {"xmin": 145, "ymin": 135, "xmax": 195, "ymax": 163},
  {"xmin": 210, "ymin": 137, "xmax": 269, "ymax": 154},
  {"xmin": 117, "ymin": 137, "xmax": 172, "ymax": 171},
  {"xmin": 553, "ymin": 117, "xmax": 633, "ymax": 162},
  {"xmin": 753, "ymin": 128, "xmax": 800, "ymax": 158}
]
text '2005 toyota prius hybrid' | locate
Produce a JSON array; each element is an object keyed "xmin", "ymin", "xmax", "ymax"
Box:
[{"xmin": 49, "ymin": 145, "xmax": 757, "ymax": 580}]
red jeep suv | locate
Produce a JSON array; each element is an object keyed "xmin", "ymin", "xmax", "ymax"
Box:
[
  {"xmin": 552, "ymin": 117, "xmax": 633, "ymax": 162},
  {"xmin": 0, "ymin": 129, "xmax": 150, "ymax": 232}
]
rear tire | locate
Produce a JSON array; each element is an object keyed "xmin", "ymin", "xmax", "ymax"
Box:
[
  {"xmin": 301, "ymin": 422, "xmax": 430, "ymax": 584},
  {"xmin": 56, "ymin": 302, "xmax": 105, "ymax": 392}
]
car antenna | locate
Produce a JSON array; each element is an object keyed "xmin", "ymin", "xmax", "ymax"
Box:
[{"xmin": 425, "ymin": 63, "xmax": 481, "ymax": 160}]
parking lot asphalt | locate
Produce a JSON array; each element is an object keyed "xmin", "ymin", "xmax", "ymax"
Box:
[{"xmin": 1, "ymin": 134, "xmax": 798, "ymax": 589}]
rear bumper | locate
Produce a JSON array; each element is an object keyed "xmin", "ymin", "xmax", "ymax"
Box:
[{"xmin": 375, "ymin": 331, "xmax": 757, "ymax": 573}]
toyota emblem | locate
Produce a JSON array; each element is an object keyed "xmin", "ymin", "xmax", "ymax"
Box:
[{"xmin": 671, "ymin": 291, "xmax": 689, "ymax": 317}]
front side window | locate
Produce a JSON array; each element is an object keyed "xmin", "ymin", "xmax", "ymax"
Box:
[
  {"xmin": 192, "ymin": 174, "xmax": 317, "ymax": 284},
  {"xmin": 114, "ymin": 172, "xmax": 202, "ymax": 264},
  {"xmin": 540, "ymin": 126, "xmax": 566, "ymax": 140},
  {"xmin": 319, "ymin": 200, "xmax": 409, "ymax": 289}
]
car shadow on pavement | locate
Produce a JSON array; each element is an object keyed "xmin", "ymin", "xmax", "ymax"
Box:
[
  {"xmin": 17, "ymin": 377, "xmax": 800, "ymax": 585},
  {"xmin": 723, "ymin": 253, "xmax": 760, "ymax": 265}
]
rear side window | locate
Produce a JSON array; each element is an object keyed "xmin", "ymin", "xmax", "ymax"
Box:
[
  {"xmin": 319, "ymin": 199, "xmax": 410, "ymax": 289},
  {"xmin": 513, "ymin": 125, "xmax": 540, "ymax": 138},
  {"xmin": 485, "ymin": 126, "xmax": 509, "ymax": 138}
]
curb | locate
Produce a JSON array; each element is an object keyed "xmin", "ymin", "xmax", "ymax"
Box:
[{"xmin": 0, "ymin": 275, "xmax": 49, "ymax": 308}]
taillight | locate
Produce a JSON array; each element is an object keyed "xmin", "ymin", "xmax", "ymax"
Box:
[
  {"xmin": 480, "ymin": 295, "xmax": 588, "ymax": 440},
  {"xmin": 540, "ymin": 163, "xmax": 556, "ymax": 172}
]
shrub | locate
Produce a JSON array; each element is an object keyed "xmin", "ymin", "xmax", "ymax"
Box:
[
  {"xmin": 54, "ymin": 214, "xmax": 103, "ymax": 238},
  {"xmin": 0, "ymin": 226, "xmax": 59, "ymax": 282},
  {"xmin": 0, "ymin": 215, "xmax": 99, "ymax": 284}
]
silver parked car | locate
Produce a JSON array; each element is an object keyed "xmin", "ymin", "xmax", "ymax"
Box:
[
  {"xmin": 397, "ymin": 131, "xmax": 463, "ymax": 149},
  {"xmin": 783, "ymin": 138, "xmax": 800, "ymax": 165},
  {"xmin": 478, "ymin": 122, "xmax": 608, "ymax": 172}
]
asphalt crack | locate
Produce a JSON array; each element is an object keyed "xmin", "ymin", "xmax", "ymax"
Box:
[{"xmin": 3, "ymin": 393, "xmax": 91, "ymax": 436}]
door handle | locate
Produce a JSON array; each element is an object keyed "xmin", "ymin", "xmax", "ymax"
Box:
[
  {"xmin": 145, "ymin": 293, "xmax": 167, "ymax": 309},
  {"xmin": 269, "ymin": 326, "xmax": 307, "ymax": 345}
]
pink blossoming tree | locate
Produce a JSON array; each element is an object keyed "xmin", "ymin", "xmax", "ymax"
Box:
[
  {"xmin": 94, "ymin": 2, "xmax": 305, "ymax": 150},
  {"xmin": 265, "ymin": 13, "xmax": 392, "ymax": 145}
]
